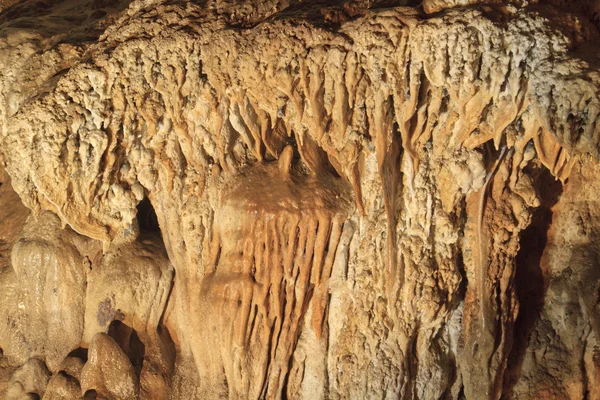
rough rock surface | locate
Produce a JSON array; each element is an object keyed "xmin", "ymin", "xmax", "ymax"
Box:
[{"xmin": 1, "ymin": 0, "xmax": 600, "ymax": 398}]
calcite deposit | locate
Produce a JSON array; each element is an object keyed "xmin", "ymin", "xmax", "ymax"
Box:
[{"xmin": 1, "ymin": 0, "xmax": 600, "ymax": 398}]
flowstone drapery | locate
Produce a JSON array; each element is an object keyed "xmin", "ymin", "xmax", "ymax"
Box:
[{"xmin": 1, "ymin": 0, "xmax": 600, "ymax": 398}]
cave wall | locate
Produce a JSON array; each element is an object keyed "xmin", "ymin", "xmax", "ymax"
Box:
[{"xmin": 1, "ymin": 0, "xmax": 600, "ymax": 399}]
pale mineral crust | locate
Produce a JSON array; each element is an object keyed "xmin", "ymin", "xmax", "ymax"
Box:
[{"xmin": 0, "ymin": 0, "xmax": 600, "ymax": 399}]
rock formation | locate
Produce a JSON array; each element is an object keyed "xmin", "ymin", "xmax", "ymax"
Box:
[{"xmin": 0, "ymin": 0, "xmax": 599, "ymax": 398}]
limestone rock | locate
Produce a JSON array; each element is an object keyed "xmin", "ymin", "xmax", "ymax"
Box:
[
  {"xmin": 5, "ymin": 358, "xmax": 51, "ymax": 399},
  {"xmin": 83, "ymin": 233, "xmax": 175, "ymax": 398},
  {"xmin": 42, "ymin": 372, "xmax": 82, "ymax": 400},
  {"xmin": 0, "ymin": 0, "xmax": 600, "ymax": 399},
  {"xmin": 42, "ymin": 357, "xmax": 84, "ymax": 400},
  {"xmin": 80, "ymin": 332, "xmax": 139, "ymax": 400},
  {"xmin": 1, "ymin": 211, "xmax": 97, "ymax": 371}
]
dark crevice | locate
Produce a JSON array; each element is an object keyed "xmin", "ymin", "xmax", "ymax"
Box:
[
  {"xmin": 67, "ymin": 346, "xmax": 89, "ymax": 362},
  {"xmin": 157, "ymin": 320, "xmax": 177, "ymax": 376},
  {"xmin": 503, "ymin": 167, "xmax": 563, "ymax": 397},
  {"xmin": 458, "ymin": 384, "xmax": 466, "ymax": 400},
  {"xmin": 107, "ymin": 320, "xmax": 146, "ymax": 378},
  {"xmin": 454, "ymin": 250, "xmax": 468, "ymax": 305},
  {"xmin": 406, "ymin": 333, "xmax": 419, "ymax": 399},
  {"xmin": 136, "ymin": 196, "xmax": 161, "ymax": 234}
]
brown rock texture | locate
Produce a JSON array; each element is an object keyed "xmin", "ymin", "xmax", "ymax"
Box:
[{"xmin": 1, "ymin": 0, "xmax": 600, "ymax": 398}]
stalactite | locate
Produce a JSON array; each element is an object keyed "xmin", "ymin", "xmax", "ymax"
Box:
[{"xmin": 1, "ymin": 0, "xmax": 600, "ymax": 398}]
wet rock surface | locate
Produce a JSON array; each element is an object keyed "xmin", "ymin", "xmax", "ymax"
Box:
[{"xmin": 1, "ymin": 0, "xmax": 600, "ymax": 398}]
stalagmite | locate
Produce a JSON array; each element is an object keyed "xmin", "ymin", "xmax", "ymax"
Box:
[{"xmin": 1, "ymin": 0, "xmax": 600, "ymax": 398}]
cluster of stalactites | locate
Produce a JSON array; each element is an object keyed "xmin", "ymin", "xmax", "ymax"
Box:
[{"xmin": 0, "ymin": 0, "xmax": 598, "ymax": 255}]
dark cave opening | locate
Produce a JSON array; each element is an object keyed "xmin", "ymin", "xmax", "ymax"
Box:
[{"xmin": 136, "ymin": 196, "xmax": 161, "ymax": 234}]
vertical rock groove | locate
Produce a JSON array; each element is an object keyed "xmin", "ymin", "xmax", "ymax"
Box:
[{"xmin": 1, "ymin": 0, "xmax": 600, "ymax": 398}]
